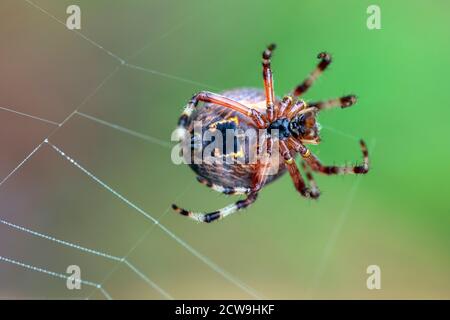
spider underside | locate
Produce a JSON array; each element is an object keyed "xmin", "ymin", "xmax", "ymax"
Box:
[{"xmin": 172, "ymin": 44, "xmax": 369, "ymax": 223}]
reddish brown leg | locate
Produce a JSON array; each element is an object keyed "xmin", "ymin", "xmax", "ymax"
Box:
[
  {"xmin": 172, "ymin": 136, "xmax": 275, "ymax": 223},
  {"xmin": 290, "ymin": 137, "xmax": 369, "ymax": 175},
  {"xmin": 285, "ymin": 101, "xmax": 317, "ymax": 119},
  {"xmin": 253, "ymin": 135, "xmax": 274, "ymax": 191},
  {"xmin": 279, "ymin": 140, "xmax": 316, "ymax": 198},
  {"xmin": 176, "ymin": 91, "xmax": 267, "ymax": 132},
  {"xmin": 172, "ymin": 142, "xmax": 276, "ymax": 223},
  {"xmin": 287, "ymin": 137, "xmax": 310, "ymax": 157},
  {"xmin": 301, "ymin": 161, "xmax": 320, "ymax": 198},
  {"xmin": 284, "ymin": 99, "xmax": 305, "ymax": 118},
  {"xmin": 262, "ymin": 44, "xmax": 276, "ymax": 122},
  {"xmin": 309, "ymin": 95, "xmax": 357, "ymax": 111},
  {"xmin": 277, "ymin": 96, "xmax": 293, "ymax": 118},
  {"xmin": 292, "ymin": 52, "xmax": 332, "ymax": 97}
]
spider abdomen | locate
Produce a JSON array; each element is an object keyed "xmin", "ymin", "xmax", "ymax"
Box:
[{"xmin": 185, "ymin": 88, "xmax": 287, "ymax": 190}]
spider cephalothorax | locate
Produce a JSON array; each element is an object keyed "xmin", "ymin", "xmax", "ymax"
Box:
[
  {"xmin": 172, "ymin": 44, "xmax": 369, "ymax": 223},
  {"xmin": 289, "ymin": 111, "xmax": 320, "ymax": 142}
]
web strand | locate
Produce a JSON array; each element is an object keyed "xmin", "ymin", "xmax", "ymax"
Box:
[
  {"xmin": 46, "ymin": 140, "xmax": 262, "ymax": 299},
  {"xmin": 124, "ymin": 63, "xmax": 220, "ymax": 90},
  {"xmin": 307, "ymin": 138, "xmax": 377, "ymax": 297},
  {"xmin": 0, "ymin": 142, "xmax": 45, "ymax": 187},
  {"xmin": 85, "ymin": 182, "xmax": 193, "ymax": 300},
  {"xmin": 0, "ymin": 106, "xmax": 59, "ymax": 126},
  {"xmin": 0, "ymin": 254, "xmax": 111, "ymax": 300},
  {"xmin": 0, "ymin": 63, "xmax": 173, "ymax": 299},
  {"xmin": 1, "ymin": 219, "xmax": 120, "ymax": 261},
  {"xmin": 126, "ymin": 15, "xmax": 195, "ymax": 61},
  {"xmin": 75, "ymin": 111, "xmax": 171, "ymax": 148},
  {"xmin": 0, "ymin": 66, "xmax": 127, "ymax": 299},
  {"xmin": 0, "ymin": 66, "xmax": 119, "ymax": 189},
  {"xmin": 321, "ymin": 125, "xmax": 360, "ymax": 142},
  {"xmin": 4, "ymin": 0, "xmax": 370, "ymax": 300},
  {"xmin": 1, "ymin": 0, "xmax": 226, "ymax": 299},
  {"xmin": 0, "ymin": 218, "xmax": 172, "ymax": 299},
  {"xmin": 24, "ymin": 0, "xmax": 218, "ymax": 91},
  {"xmin": 23, "ymin": 0, "xmax": 125, "ymax": 65}
]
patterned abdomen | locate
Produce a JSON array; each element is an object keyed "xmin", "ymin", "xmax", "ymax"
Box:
[{"xmin": 186, "ymin": 88, "xmax": 287, "ymax": 190}]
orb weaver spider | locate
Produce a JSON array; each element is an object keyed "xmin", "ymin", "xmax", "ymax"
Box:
[{"xmin": 172, "ymin": 44, "xmax": 369, "ymax": 223}]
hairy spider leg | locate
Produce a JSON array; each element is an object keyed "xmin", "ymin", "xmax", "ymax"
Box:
[
  {"xmin": 196, "ymin": 176, "xmax": 250, "ymax": 195},
  {"xmin": 309, "ymin": 95, "xmax": 357, "ymax": 111},
  {"xmin": 279, "ymin": 99, "xmax": 317, "ymax": 119},
  {"xmin": 292, "ymin": 52, "xmax": 332, "ymax": 97},
  {"xmin": 289, "ymin": 138, "xmax": 369, "ymax": 175},
  {"xmin": 301, "ymin": 161, "xmax": 320, "ymax": 197},
  {"xmin": 172, "ymin": 145, "xmax": 274, "ymax": 223},
  {"xmin": 262, "ymin": 44, "xmax": 276, "ymax": 122},
  {"xmin": 286, "ymin": 102, "xmax": 317, "ymax": 119},
  {"xmin": 253, "ymin": 135, "xmax": 274, "ymax": 191},
  {"xmin": 174, "ymin": 91, "xmax": 267, "ymax": 141},
  {"xmin": 276, "ymin": 95, "xmax": 293, "ymax": 119},
  {"xmin": 173, "ymin": 45, "xmax": 369, "ymax": 223},
  {"xmin": 284, "ymin": 99, "xmax": 305, "ymax": 118},
  {"xmin": 172, "ymin": 193, "xmax": 259, "ymax": 223},
  {"xmin": 279, "ymin": 140, "xmax": 318, "ymax": 198}
]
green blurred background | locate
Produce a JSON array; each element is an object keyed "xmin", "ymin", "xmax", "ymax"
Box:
[{"xmin": 0, "ymin": 0, "xmax": 449, "ymax": 299}]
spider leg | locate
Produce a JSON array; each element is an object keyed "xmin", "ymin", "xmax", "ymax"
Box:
[
  {"xmin": 292, "ymin": 52, "xmax": 332, "ymax": 97},
  {"xmin": 276, "ymin": 95, "xmax": 294, "ymax": 118},
  {"xmin": 175, "ymin": 91, "xmax": 267, "ymax": 141},
  {"xmin": 253, "ymin": 136, "xmax": 274, "ymax": 191},
  {"xmin": 279, "ymin": 140, "xmax": 318, "ymax": 198},
  {"xmin": 262, "ymin": 44, "xmax": 276, "ymax": 122},
  {"xmin": 286, "ymin": 102, "xmax": 318, "ymax": 119},
  {"xmin": 289, "ymin": 138, "xmax": 369, "ymax": 175},
  {"xmin": 196, "ymin": 176, "xmax": 250, "ymax": 195},
  {"xmin": 172, "ymin": 193, "xmax": 258, "ymax": 223},
  {"xmin": 283, "ymin": 99, "xmax": 305, "ymax": 118},
  {"xmin": 172, "ymin": 148, "xmax": 273, "ymax": 223},
  {"xmin": 309, "ymin": 95, "xmax": 357, "ymax": 111},
  {"xmin": 279, "ymin": 98, "xmax": 318, "ymax": 119},
  {"xmin": 301, "ymin": 161, "xmax": 321, "ymax": 197}
]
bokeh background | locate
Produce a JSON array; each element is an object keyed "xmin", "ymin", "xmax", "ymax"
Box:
[{"xmin": 0, "ymin": 0, "xmax": 449, "ymax": 299}]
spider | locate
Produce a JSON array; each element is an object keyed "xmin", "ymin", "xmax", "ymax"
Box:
[{"xmin": 172, "ymin": 44, "xmax": 369, "ymax": 223}]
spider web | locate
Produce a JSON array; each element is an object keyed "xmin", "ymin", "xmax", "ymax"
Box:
[{"xmin": 0, "ymin": 0, "xmax": 374, "ymax": 299}]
